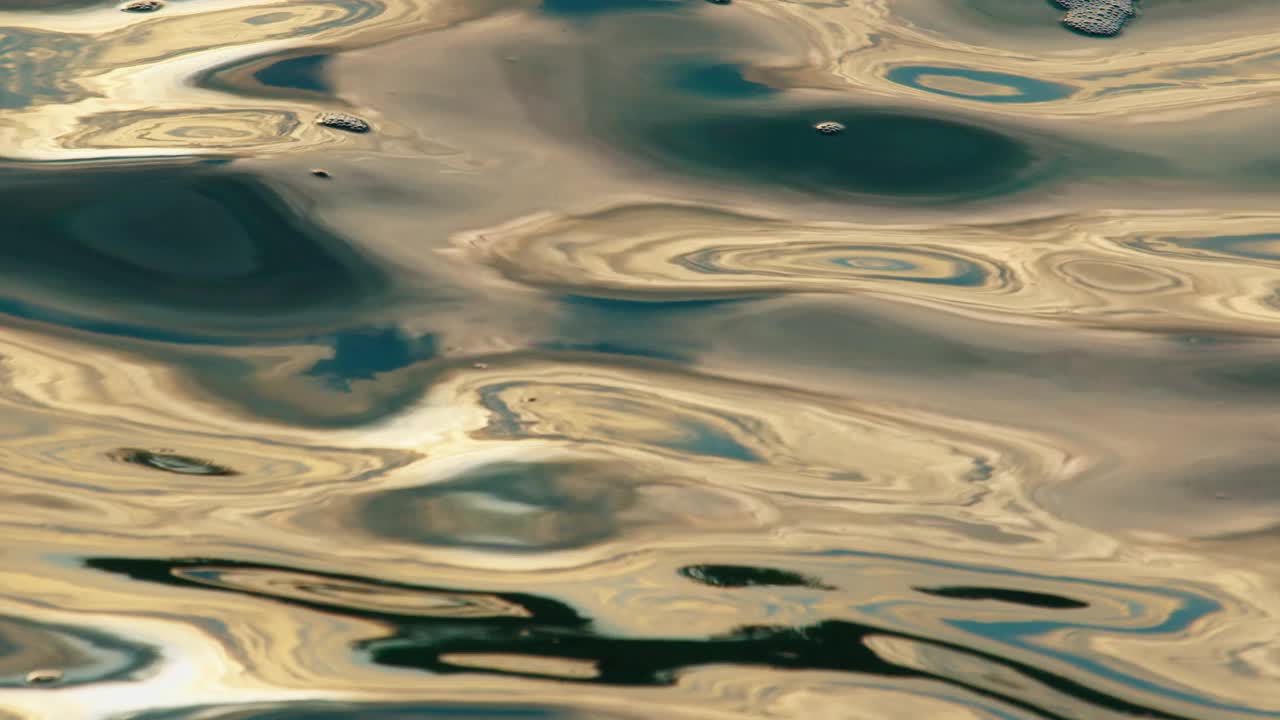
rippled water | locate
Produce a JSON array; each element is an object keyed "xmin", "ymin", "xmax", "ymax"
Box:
[{"xmin": 0, "ymin": 0, "xmax": 1278, "ymax": 718}]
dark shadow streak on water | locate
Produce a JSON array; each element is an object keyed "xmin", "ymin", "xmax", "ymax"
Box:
[
  {"xmin": 86, "ymin": 557, "xmax": 1197, "ymax": 720},
  {"xmin": 914, "ymin": 586, "xmax": 1089, "ymax": 609},
  {"xmin": 680, "ymin": 564, "xmax": 835, "ymax": 589}
]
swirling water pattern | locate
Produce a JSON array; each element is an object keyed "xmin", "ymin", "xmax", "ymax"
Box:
[{"xmin": 0, "ymin": 1, "xmax": 1277, "ymax": 719}]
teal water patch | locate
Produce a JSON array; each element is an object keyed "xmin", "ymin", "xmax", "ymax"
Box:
[
  {"xmin": 886, "ymin": 66, "xmax": 1074, "ymax": 104},
  {"xmin": 542, "ymin": 0, "xmax": 684, "ymax": 16},
  {"xmin": 632, "ymin": 108, "xmax": 1046, "ymax": 199},
  {"xmin": 1187, "ymin": 233, "xmax": 1280, "ymax": 262},
  {"xmin": 302, "ymin": 328, "xmax": 437, "ymax": 390},
  {"xmin": 669, "ymin": 62, "xmax": 776, "ymax": 98},
  {"xmin": 253, "ymin": 53, "xmax": 331, "ymax": 92}
]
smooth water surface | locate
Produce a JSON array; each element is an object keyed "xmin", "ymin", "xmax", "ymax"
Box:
[{"xmin": 0, "ymin": 0, "xmax": 1278, "ymax": 718}]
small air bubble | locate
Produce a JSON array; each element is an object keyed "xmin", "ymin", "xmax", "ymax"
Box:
[{"xmin": 310, "ymin": 168, "xmax": 331, "ymax": 178}]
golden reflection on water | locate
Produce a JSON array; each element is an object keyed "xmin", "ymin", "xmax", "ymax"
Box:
[
  {"xmin": 0, "ymin": 0, "xmax": 1279, "ymax": 718},
  {"xmin": 462, "ymin": 203, "xmax": 1280, "ymax": 334}
]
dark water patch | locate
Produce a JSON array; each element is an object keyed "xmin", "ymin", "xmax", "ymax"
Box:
[
  {"xmin": 356, "ymin": 461, "xmax": 635, "ymax": 551},
  {"xmin": 915, "ymin": 586, "xmax": 1089, "ymax": 609},
  {"xmin": 303, "ymin": 327, "xmax": 438, "ymax": 390},
  {"xmin": 0, "ymin": 165, "xmax": 445, "ymax": 426},
  {"xmin": 541, "ymin": 0, "xmax": 686, "ymax": 17},
  {"xmin": 0, "ymin": 616, "xmax": 157, "ymax": 689},
  {"xmin": 108, "ymin": 449, "xmax": 239, "ymax": 477},
  {"xmin": 85, "ymin": 556, "xmax": 1195, "ymax": 720},
  {"xmin": 196, "ymin": 49, "xmax": 355, "ymax": 102},
  {"xmin": 169, "ymin": 330, "xmax": 439, "ymax": 428},
  {"xmin": 669, "ymin": 62, "xmax": 776, "ymax": 98},
  {"xmin": 886, "ymin": 66, "xmax": 1074, "ymax": 104},
  {"xmin": 629, "ymin": 108, "xmax": 1045, "ymax": 200},
  {"xmin": 680, "ymin": 564, "xmax": 834, "ymax": 590},
  {"xmin": 1201, "ymin": 359, "xmax": 1280, "ymax": 394},
  {"xmin": 0, "ymin": 165, "xmax": 388, "ymax": 332},
  {"xmin": 253, "ymin": 54, "xmax": 331, "ymax": 92},
  {"xmin": 121, "ymin": 702, "xmax": 605, "ymax": 720}
]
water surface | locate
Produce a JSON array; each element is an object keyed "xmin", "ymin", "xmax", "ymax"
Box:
[{"xmin": 0, "ymin": 1, "xmax": 1278, "ymax": 719}]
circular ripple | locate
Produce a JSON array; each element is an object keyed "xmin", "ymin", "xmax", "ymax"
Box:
[
  {"xmin": 1054, "ymin": 258, "xmax": 1185, "ymax": 295},
  {"xmin": 678, "ymin": 243, "xmax": 994, "ymax": 288},
  {"xmin": 885, "ymin": 65, "xmax": 1075, "ymax": 104}
]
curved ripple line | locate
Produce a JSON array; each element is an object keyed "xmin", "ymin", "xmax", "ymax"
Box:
[{"xmin": 460, "ymin": 203, "xmax": 1280, "ymax": 335}]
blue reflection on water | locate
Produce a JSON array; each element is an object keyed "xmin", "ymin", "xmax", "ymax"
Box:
[
  {"xmin": 817, "ymin": 548, "xmax": 1276, "ymax": 716},
  {"xmin": 304, "ymin": 328, "xmax": 437, "ymax": 390}
]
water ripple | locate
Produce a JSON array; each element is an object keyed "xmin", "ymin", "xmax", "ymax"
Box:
[{"xmin": 462, "ymin": 203, "xmax": 1280, "ymax": 335}]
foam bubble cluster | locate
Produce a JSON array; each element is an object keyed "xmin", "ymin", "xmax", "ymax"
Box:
[
  {"xmin": 1053, "ymin": 0, "xmax": 1136, "ymax": 36},
  {"xmin": 316, "ymin": 111, "xmax": 372, "ymax": 133}
]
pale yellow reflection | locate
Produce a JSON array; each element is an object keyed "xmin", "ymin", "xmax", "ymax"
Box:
[
  {"xmin": 0, "ymin": 0, "xmax": 519, "ymax": 160},
  {"xmin": 460, "ymin": 203, "xmax": 1280, "ymax": 335},
  {"xmin": 735, "ymin": 0, "xmax": 1280, "ymax": 123}
]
